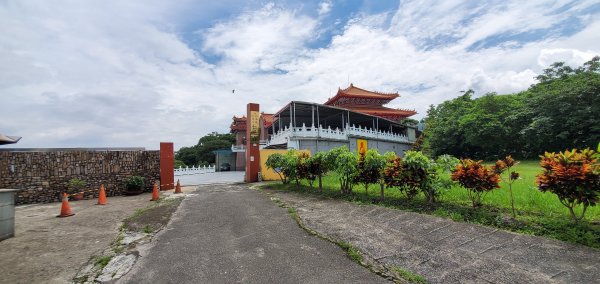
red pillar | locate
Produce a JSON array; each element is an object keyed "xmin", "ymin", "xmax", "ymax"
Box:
[
  {"xmin": 160, "ymin": 142, "xmax": 174, "ymax": 190},
  {"xmin": 245, "ymin": 103, "xmax": 260, "ymax": 182}
]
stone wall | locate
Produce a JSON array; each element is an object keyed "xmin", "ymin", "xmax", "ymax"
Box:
[{"xmin": 0, "ymin": 149, "xmax": 160, "ymax": 205}]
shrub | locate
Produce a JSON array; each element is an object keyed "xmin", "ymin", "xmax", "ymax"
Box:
[
  {"xmin": 433, "ymin": 154, "xmax": 459, "ymax": 193},
  {"xmin": 265, "ymin": 153, "xmax": 288, "ymax": 184},
  {"xmin": 451, "ymin": 159, "xmax": 501, "ymax": 207},
  {"xmin": 384, "ymin": 156, "xmax": 415, "ymax": 199},
  {"xmin": 328, "ymin": 146, "xmax": 357, "ymax": 194},
  {"xmin": 309, "ymin": 152, "xmax": 331, "ymax": 192},
  {"xmin": 354, "ymin": 149, "xmax": 386, "ymax": 196},
  {"xmin": 536, "ymin": 148, "xmax": 600, "ymax": 222},
  {"xmin": 283, "ymin": 150, "xmax": 301, "ymax": 186},
  {"xmin": 296, "ymin": 152, "xmax": 316, "ymax": 187},
  {"xmin": 125, "ymin": 176, "xmax": 144, "ymax": 190},
  {"xmin": 67, "ymin": 178, "xmax": 86, "ymax": 194},
  {"xmin": 403, "ymin": 151, "xmax": 438, "ymax": 204}
]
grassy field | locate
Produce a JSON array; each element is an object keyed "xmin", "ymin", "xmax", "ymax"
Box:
[{"xmin": 265, "ymin": 160, "xmax": 600, "ymax": 249}]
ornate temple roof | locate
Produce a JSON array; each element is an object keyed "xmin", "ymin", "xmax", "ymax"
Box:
[
  {"xmin": 324, "ymin": 83, "xmax": 399, "ymax": 106},
  {"xmin": 230, "ymin": 115, "xmax": 247, "ymax": 132},
  {"xmin": 344, "ymin": 105, "xmax": 417, "ymax": 120},
  {"xmin": 323, "ymin": 84, "xmax": 415, "ymax": 121},
  {"xmin": 260, "ymin": 113, "xmax": 274, "ymax": 128}
]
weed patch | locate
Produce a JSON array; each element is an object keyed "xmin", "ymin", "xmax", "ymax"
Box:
[
  {"xmin": 390, "ymin": 266, "xmax": 427, "ymax": 284},
  {"xmin": 95, "ymin": 255, "xmax": 112, "ymax": 268}
]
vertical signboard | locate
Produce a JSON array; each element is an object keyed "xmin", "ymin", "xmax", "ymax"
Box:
[
  {"xmin": 245, "ymin": 103, "xmax": 260, "ymax": 182},
  {"xmin": 250, "ymin": 110, "xmax": 260, "ymax": 143}
]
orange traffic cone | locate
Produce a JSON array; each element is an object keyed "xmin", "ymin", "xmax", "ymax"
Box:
[
  {"xmin": 57, "ymin": 192, "xmax": 75, "ymax": 217},
  {"xmin": 174, "ymin": 179, "xmax": 182, "ymax": 194},
  {"xmin": 151, "ymin": 182, "xmax": 159, "ymax": 201},
  {"xmin": 97, "ymin": 184, "xmax": 107, "ymax": 205}
]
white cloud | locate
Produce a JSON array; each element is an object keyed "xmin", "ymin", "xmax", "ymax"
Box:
[
  {"xmin": 1, "ymin": 0, "xmax": 599, "ymax": 150},
  {"xmin": 318, "ymin": 1, "xmax": 332, "ymax": 16},
  {"xmin": 202, "ymin": 3, "xmax": 317, "ymax": 71}
]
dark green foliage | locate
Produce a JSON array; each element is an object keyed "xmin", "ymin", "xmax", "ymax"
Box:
[
  {"xmin": 265, "ymin": 153, "xmax": 289, "ymax": 184},
  {"xmin": 175, "ymin": 132, "xmax": 235, "ymax": 166},
  {"xmin": 309, "ymin": 152, "xmax": 331, "ymax": 192},
  {"xmin": 67, "ymin": 178, "xmax": 86, "ymax": 194},
  {"xmin": 354, "ymin": 149, "xmax": 386, "ymax": 196},
  {"xmin": 425, "ymin": 57, "xmax": 600, "ymax": 159},
  {"xmin": 328, "ymin": 146, "xmax": 358, "ymax": 194},
  {"xmin": 125, "ymin": 176, "xmax": 144, "ymax": 190},
  {"xmin": 174, "ymin": 159, "xmax": 186, "ymax": 168}
]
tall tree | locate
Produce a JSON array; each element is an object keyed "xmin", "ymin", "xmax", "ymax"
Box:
[{"xmin": 175, "ymin": 132, "xmax": 235, "ymax": 166}]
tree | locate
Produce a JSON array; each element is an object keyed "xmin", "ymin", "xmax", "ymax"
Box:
[
  {"xmin": 493, "ymin": 156, "xmax": 520, "ymax": 218},
  {"xmin": 175, "ymin": 132, "xmax": 235, "ymax": 166},
  {"xmin": 296, "ymin": 152, "xmax": 315, "ymax": 188},
  {"xmin": 536, "ymin": 148, "xmax": 600, "ymax": 222},
  {"xmin": 265, "ymin": 153, "xmax": 289, "ymax": 184},
  {"xmin": 328, "ymin": 146, "xmax": 358, "ymax": 194},
  {"xmin": 354, "ymin": 149, "xmax": 386, "ymax": 196},
  {"xmin": 308, "ymin": 152, "xmax": 330, "ymax": 192},
  {"xmin": 403, "ymin": 151, "xmax": 438, "ymax": 204},
  {"xmin": 423, "ymin": 56, "xmax": 600, "ymax": 159}
]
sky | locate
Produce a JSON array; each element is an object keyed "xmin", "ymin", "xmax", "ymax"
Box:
[{"xmin": 1, "ymin": 0, "xmax": 599, "ymax": 150}]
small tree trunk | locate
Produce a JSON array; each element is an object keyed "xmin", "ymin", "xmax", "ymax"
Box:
[
  {"xmin": 509, "ymin": 184, "xmax": 516, "ymax": 218},
  {"xmin": 318, "ymin": 175, "xmax": 323, "ymax": 193},
  {"xmin": 380, "ymin": 183, "xmax": 385, "ymax": 201}
]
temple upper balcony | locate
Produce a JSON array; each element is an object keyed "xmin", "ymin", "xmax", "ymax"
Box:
[{"xmin": 265, "ymin": 101, "xmax": 416, "ymax": 148}]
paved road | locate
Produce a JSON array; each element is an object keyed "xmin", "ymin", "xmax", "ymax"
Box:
[
  {"xmin": 267, "ymin": 188, "xmax": 600, "ymax": 284},
  {"xmin": 176, "ymin": 171, "xmax": 244, "ymax": 186},
  {"xmin": 121, "ymin": 184, "xmax": 387, "ymax": 283}
]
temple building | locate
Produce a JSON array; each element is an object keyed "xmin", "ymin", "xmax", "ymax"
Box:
[{"xmin": 230, "ymin": 84, "xmax": 418, "ymax": 158}]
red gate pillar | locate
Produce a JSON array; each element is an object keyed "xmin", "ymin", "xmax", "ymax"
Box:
[
  {"xmin": 245, "ymin": 103, "xmax": 260, "ymax": 182},
  {"xmin": 160, "ymin": 142, "xmax": 175, "ymax": 190}
]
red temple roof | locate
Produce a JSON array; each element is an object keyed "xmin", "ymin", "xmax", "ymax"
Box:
[
  {"xmin": 345, "ymin": 105, "xmax": 416, "ymax": 121},
  {"xmin": 324, "ymin": 83, "xmax": 399, "ymax": 106},
  {"xmin": 230, "ymin": 115, "xmax": 247, "ymax": 132},
  {"xmin": 261, "ymin": 113, "xmax": 274, "ymax": 128},
  {"xmin": 323, "ymin": 84, "xmax": 415, "ymax": 121}
]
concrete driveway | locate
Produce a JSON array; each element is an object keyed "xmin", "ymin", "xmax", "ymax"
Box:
[{"xmin": 120, "ymin": 183, "xmax": 387, "ymax": 283}]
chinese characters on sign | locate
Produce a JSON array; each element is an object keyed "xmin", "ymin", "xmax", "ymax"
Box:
[{"xmin": 250, "ymin": 111, "xmax": 260, "ymax": 143}]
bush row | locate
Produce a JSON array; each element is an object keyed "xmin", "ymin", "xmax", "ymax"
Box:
[{"xmin": 265, "ymin": 146, "xmax": 600, "ymax": 223}]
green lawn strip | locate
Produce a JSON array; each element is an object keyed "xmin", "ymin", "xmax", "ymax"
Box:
[{"xmin": 262, "ymin": 160, "xmax": 600, "ymax": 249}]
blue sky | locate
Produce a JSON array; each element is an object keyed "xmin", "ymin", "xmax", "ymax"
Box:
[{"xmin": 1, "ymin": 0, "xmax": 599, "ymax": 149}]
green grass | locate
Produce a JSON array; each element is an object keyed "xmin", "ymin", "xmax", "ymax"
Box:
[
  {"xmin": 265, "ymin": 160, "xmax": 600, "ymax": 249},
  {"xmin": 95, "ymin": 255, "xmax": 113, "ymax": 268},
  {"xmin": 390, "ymin": 266, "xmax": 428, "ymax": 284},
  {"xmin": 338, "ymin": 241, "xmax": 364, "ymax": 263}
]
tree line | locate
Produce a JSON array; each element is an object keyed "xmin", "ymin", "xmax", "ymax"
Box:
[
  {"xmin": 175, "ymin": 132, "xmax": 235, "ymax": 167},
  {"xmin": 422, "ymin": 56, "xmax": 600, "ymax": 160}
]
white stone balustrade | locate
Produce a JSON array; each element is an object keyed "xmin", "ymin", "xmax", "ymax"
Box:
[
  {"xmin": 174, "ymin": 165, "xmax": 216, "ymax": 176},
  {"xmin": 265, "ymin": 123, "xmax": 409, "ymax": 147}
]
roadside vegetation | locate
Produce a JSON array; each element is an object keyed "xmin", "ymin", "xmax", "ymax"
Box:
[
  {"xmin": 264, "ymin": 58, "xmax": 600, "ymax": 248},
  {"xmin": 264, "ymin": 147, "xmax": 600, "ymax": 249}
]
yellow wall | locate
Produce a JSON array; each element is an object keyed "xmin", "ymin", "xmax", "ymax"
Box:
[{"xmin": 259, "ymin": 149, "xmax": 311, "ymax": 181}]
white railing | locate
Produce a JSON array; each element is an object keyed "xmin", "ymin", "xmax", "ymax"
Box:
[
  {"xmin": 266, "ymin": 123, "xmax": 409, "ymax": 147},
  {"xmin": 347, "ymin": 124, "xmax": 409, "ymax": 142},
  {"xmin": 231, "ymin": 145, "xmax": 246, "ymax": 152},
  {"xmin": 174, "ymin": 165, "xmax": 216, "ymax": 176}
]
